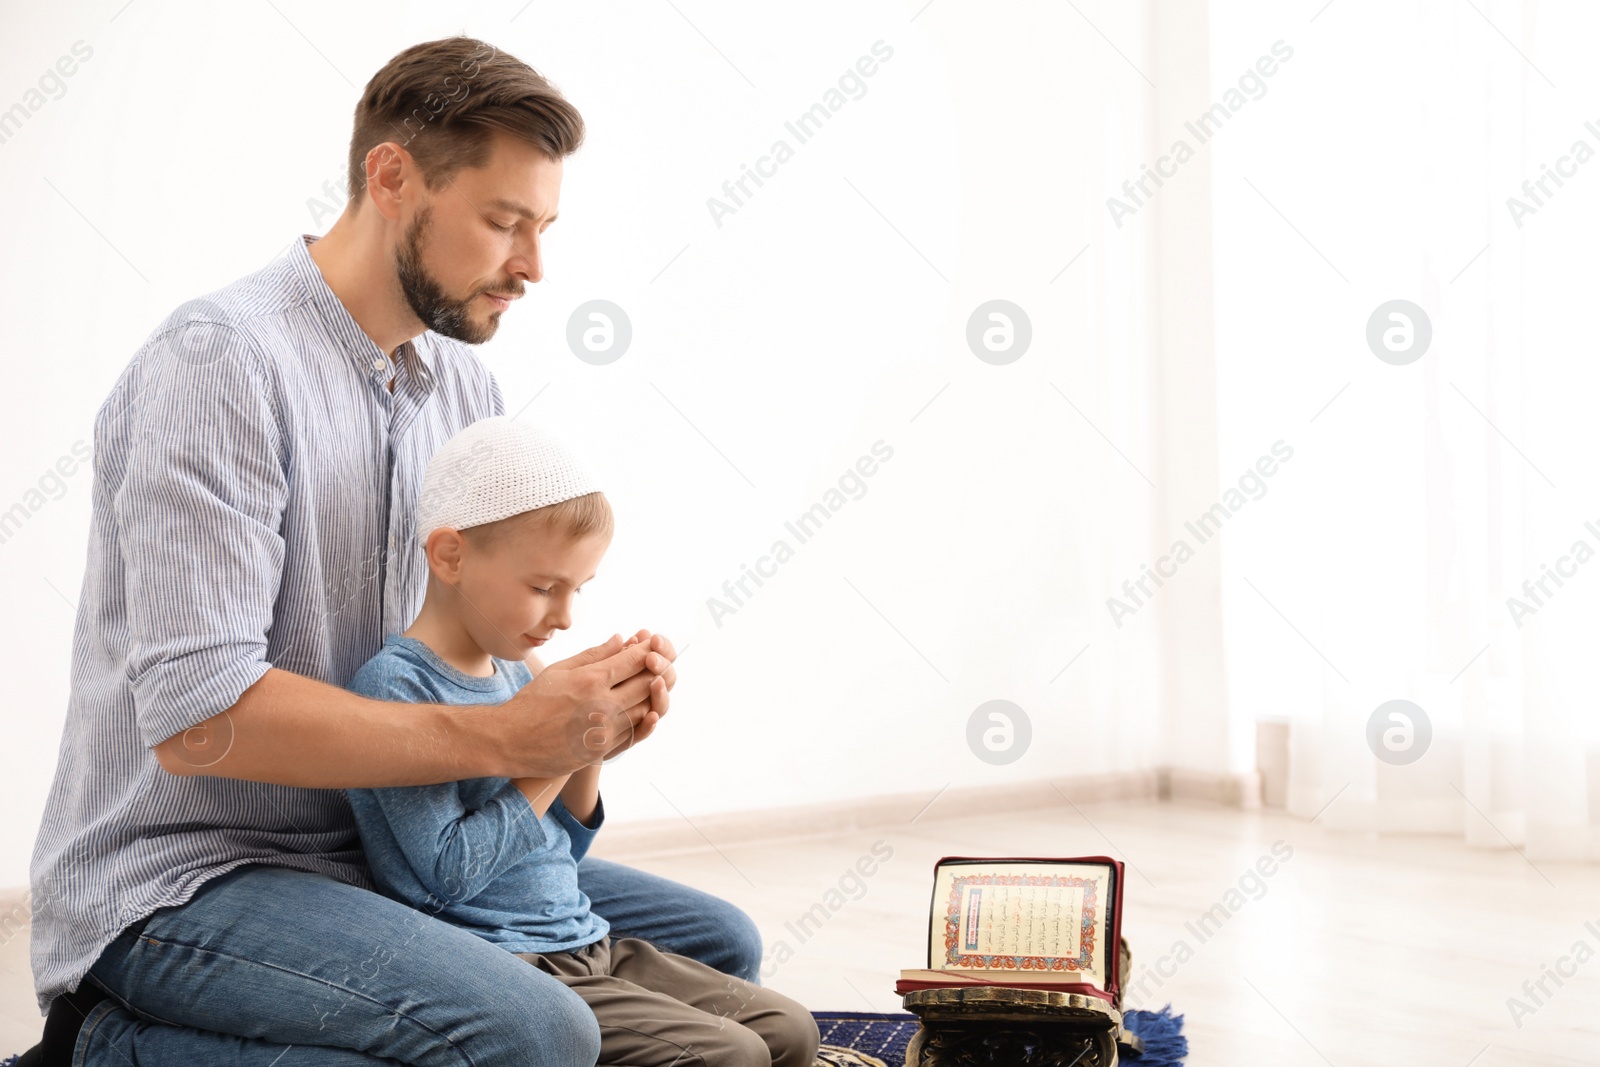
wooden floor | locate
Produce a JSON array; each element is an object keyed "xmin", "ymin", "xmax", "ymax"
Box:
[
  {"xmin": 3, "ymin": 798, "xmax": 1598, "ymax": 1064},
  {"xmin": 597, "ymin": 799, "xmax": 1600, "ymax": 1067}
]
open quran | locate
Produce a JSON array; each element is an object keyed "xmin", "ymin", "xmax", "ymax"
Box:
[{"xmin": 896, "ymin": 856, "xmax": 1125, "ymax": 1006}]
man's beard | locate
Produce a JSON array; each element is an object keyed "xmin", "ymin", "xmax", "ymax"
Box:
[{"xmin": 395, "ymin": 207, "xmax": 498, "ymax": 345}]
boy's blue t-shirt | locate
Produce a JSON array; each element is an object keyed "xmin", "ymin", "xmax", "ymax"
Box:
[{"xmin": 344, "ymin": 633, "xmax": 609, "ymax": 953}]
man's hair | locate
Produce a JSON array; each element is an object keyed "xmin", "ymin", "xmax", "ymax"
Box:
[
  {"xmin": 461, "ymin": 492, "xmax": 614, "ymax": 553},
  {"xmin": 346, "ymin": 36, "xmax": 585, "ymax": 204}
]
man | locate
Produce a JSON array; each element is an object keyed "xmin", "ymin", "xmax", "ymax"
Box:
[{"xmin": 22, "ymin": 35, "xmax": 760, "ymax": 1066}]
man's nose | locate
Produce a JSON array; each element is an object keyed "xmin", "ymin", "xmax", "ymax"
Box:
[{"xmin": 507, "ymin": 237, "xmax": 541, "ymax": 284}]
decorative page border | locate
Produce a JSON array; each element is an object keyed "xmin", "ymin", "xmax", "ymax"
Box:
[{"xmin": 939, "ymin": 873, "xmax": 1099, "ymax": 971}]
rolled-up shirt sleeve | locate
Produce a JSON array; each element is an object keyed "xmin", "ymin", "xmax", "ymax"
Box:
[
  {"xmin": 113, "ymin": 320, "xmax": 286, "ymax": 750},
  {"xmin": 550, "ymin": 794, "xmax": 603, "ymax": 864}
]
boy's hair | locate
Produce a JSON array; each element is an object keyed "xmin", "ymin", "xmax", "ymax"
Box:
[
  {"xmin": 460, "ymin": 491, "xmax": 613, "ymax": 552},
  {"xmin": 347, "ymin": 36, "xmax": 585, "ymax": 205}
]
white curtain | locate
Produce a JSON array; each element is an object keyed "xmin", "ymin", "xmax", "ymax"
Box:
[{"xmin": 1209, "ymin": 0, "xmax": 1600, "ymax": 860}]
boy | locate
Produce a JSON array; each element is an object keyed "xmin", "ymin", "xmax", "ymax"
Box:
[{"xmin": 344, "ymin": 416, "xmax": 820, "ymax": 1067}]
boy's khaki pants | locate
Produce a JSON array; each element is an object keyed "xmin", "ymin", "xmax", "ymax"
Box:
[{"xmin": 516, "ymin": 935, "xmax": 820, "ymax": 1067}]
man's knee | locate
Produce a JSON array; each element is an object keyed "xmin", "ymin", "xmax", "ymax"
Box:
[
  {"xmin": 707, "ymin": 904, "xmax": 764, "ymax": 984},
  {"xmin": 578, "ymin": 858, "xmax": 764, "ymax": 983},
  {"xmin": 492, "ymin": 979, "xmax": 600, "ymax": 1067}
]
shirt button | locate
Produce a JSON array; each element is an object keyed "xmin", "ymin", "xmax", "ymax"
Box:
[{"xmin": 371, "ymin": 358, "xmax": 385, "ymax": 371}]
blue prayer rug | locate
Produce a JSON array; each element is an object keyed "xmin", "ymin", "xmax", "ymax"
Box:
[
  {"xmin": 810, "ymin": 1005, "xmax": 1187, "ymax": 1066},
  {"xmin": 813, "ymin": 1012, "xmax": 921, "ymax": 1063}
]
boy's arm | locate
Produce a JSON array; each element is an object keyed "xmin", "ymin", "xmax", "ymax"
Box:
[
  {"xmin": 525, "ymin": 650, "xmax": 608, "ymax": 855},
  {"xmin": 342, "ymin": 671, "xmax": 550, "ymax": 904},
  {"xmin": 355, "ymin": 777, "xmax": 549, "ymax": 904},
  {"xmin": 510, "ymin": 773, "xmax": 571, "ymax": 817},
  {"xmin": 552, "ymin": 764, "xmax": 604, "ymax": 864},
  {"xmin": 559, "ymin": 764, "xmax": 601, "ymax": 827}
]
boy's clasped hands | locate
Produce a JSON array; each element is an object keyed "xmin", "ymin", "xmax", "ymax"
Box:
[
  {"xmin": 502, "ymin": 627, "xmax": 676, "ymax": 791},
  {"xmin": 503, "ymin": 628, "xmax": 673, "ymax": 822}
]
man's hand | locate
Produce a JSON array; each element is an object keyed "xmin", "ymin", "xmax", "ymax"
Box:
[
  {"xmin": 561, "ymin": 630, "xmax": 675, "ymax": 762},
  {"xmin": 494, "ymin": 634, "xmax": 667, "ymax": 778},
  {"xmin": 612, "ymin": 630, "xmax": 676, "ymax": 758}
]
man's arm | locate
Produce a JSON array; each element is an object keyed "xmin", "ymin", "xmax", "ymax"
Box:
[
  {"xmin": 118, "ymin": 324, "xmax": 674, "ymax": 789},
  {"xmin": 153, "ymin": 635, "xmax": 668, "ymax": 787},
  {"xmin": 152, "ymin": 667, "xmax": 502, "ymax": 785}
]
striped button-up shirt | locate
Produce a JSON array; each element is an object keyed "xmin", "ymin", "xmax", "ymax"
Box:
[{"xmin": 27, "ymin": 233, "xmax": 504, "ymax": 1016}]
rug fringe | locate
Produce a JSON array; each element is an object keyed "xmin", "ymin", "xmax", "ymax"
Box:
[{"xmin": 1123, "ymin": 1004, "xmax": 1188, "ymax": 1065}]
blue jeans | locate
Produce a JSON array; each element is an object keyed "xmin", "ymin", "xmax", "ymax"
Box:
[{"xmin": 75, "ymin": 859, "xmax": 764, "ymax": 1066}]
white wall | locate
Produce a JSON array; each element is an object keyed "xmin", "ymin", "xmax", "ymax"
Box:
[
  {"xmin": 1210, "ymin": 0, "xmax": 1600, "ymax": 856},
  {"xmin": 0, "ymin": 0, "xmax": 1177, "ymax": 886}
]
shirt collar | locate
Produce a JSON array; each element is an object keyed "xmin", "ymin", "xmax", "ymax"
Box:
[
  {"xmin": 289, "ymin": 233, "xmax": 436, "ymax": 394},
  {"xmin": 385, "ymin": 633, "xmax": 509, "ymax": 692}
]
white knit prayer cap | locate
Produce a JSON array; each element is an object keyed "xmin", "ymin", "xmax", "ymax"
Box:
[{"xmin": 416, "ymin": 416, "xmax": 601, "ymax": 539}]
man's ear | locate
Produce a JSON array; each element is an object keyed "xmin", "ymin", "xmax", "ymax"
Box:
[
  {"xmin": 424, "ymin": 526, "xmax": 467, "ymax": 583},
  {"xmin": 364, "ymin": 142, "xmax": 412, "ymax": 222}
]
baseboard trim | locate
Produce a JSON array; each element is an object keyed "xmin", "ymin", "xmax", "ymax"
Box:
[
  {"xmin": 592, "ymin": 766, "xmax": 1260, "ymax": 860},
  {"xmin": 1158, "ymin": 768, "xmax": 1264, "ymax": 810}
]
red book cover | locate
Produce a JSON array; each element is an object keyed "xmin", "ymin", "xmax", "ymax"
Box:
[{"xmin": 897, "ymin": 855, "xmax": 1125, "ymax": 1007}]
